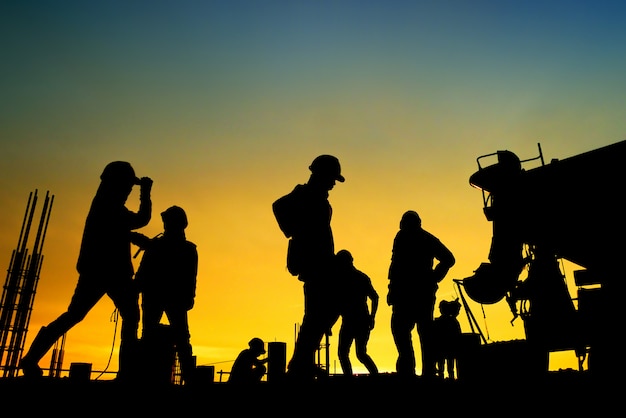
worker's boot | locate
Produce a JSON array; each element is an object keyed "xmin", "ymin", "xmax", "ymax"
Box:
[
  {"xmin": 175, "ymin": 340, "xmax": 195, "ymax": 386},
  {"xmin": 116, "ymin": 338, "xmax": 140, "ymax": 383},
  {"xmin": 19, "ymin": 326, "xmax": 55, "ymax": 378}
]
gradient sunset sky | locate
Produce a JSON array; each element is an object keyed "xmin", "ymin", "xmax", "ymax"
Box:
[{"xmin": 2, "ymin": 1, "xmax": 625, "ymax": 377}]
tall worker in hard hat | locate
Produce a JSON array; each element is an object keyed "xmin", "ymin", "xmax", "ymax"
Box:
[
  {"xmin": 132, "ymin": 205, "xmax": 198, "ymax": 385},
  {"xmin": 272, "ymin": 155, "xmax": 345, "ymax": 380},
  {"xmin": 20, "ymin": 161, "xmax": 152, "ymax": 381}
]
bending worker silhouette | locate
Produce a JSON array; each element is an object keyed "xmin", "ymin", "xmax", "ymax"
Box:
[
  {"xmin": 20, "ymin": 161, "xmax": 152, "ymax": 380},
  {"xmin": 228, "ymin": 337, "xmax": 269, "ymax": 384},
  {"xmin": 335, "ymin": 249, "xmax": 379, "ymax": 376},
  {"xmin": 133, "ymin": 205, "xmax": 198, "ymax": 385},
  {"xmin": 387, "ymin": 210, "xmax": 455, "ymax": 378},
  {"xmin": 272, "ymin": 155, "xmax": 345, "ymax": 380}
]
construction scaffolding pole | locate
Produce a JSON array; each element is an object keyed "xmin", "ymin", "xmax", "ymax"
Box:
[{"xmin": 0, "ymin": 190, "xmax": 54, "ymax": 378}]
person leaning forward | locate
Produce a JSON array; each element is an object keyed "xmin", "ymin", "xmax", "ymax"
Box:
[{"xmin": 19, "ymin": 161, "xmax": 152, "ymax": 381}]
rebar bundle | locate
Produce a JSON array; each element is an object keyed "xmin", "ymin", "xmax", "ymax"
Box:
[{"xmin": 0, "ymin": 190, "xmax": 54, "ymax": 378}]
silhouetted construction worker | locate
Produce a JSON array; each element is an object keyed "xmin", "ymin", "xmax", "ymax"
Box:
[
  {"xmin": 387, "ymin": 210, "xmax": 455, "ymax": 378},
  {"xmin": 133, "ymin": 205, "xmax": 198, "ymax": 385},
  {"xmin": 228, "ymin": 337, "xmax": 268, "ymax": 384},
  {"xmin": 335, "ymin": 249, "xmax": 379, "ymax": 377},
  {"xmin": 272, "ymin": 154, "xmax": 345, "ymax": 380},
  {"xmin": 19, "ymin": 161, "xmax": 152, "ymax": 380},
  {"xmin": 432, "ymin": 299, "xmax": 462, "ymax": 380}
]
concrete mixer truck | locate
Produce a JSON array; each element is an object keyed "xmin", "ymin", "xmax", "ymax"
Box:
[{"xmin": 458, "ymin": 140, "xmax": 626, "ymax": 379}]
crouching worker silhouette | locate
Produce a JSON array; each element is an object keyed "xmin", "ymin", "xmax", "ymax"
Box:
[
  {"xmin": 19, "ymin": 161, "xmax": 152, "ymax": 380},
  {"xmin": 433, "ymin": 299, "xmax": 462, "ymax": 380},
  {"xmin": 229, "ymin": 338, "xmax": 269, "ymax": 384},
  {"xmin": 133, "ymin": 205, "xmax": 198, "ymax": 385}
]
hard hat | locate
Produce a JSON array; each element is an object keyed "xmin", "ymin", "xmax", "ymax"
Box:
[
  {"xmin": 309, "ymin": 155, "xmax": 345, "ymax": 182},
  {"xmin": 100, "ymin": 161, "xmax": 141, "ymax": 185},
  {"xmin": 336, "ymin": 249, "xmax": 353, "ymax": 265},
  {"xmin": 161, "ymin": 205, "xmax": 188, "ymax": 229},
  {"xmin": 439, "ymin": 299, "xmax": 461, "ymax": 317},
  {"xmin": 400, "ymin": 210, "xmax": 421, "ymax": 229},
  {"xmin": 248, "ymin": 337, "xmax": 266, "ymax": 354}
]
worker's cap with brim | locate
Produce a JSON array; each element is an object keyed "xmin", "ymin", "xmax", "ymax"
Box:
[
  {"xmin": 100, "ymin": 161, "xmax": 141, "ymax": 185},
  {"xmin": 248, "ymin": 337, "xmax": 266, "ymax": 354},
  {"xmin": 309, "ymin": 154, "xmax": 345, "ymax": 182},
  {"xmin": 161, "ymin": 205, "xmax": 188, "ymax": 229}
]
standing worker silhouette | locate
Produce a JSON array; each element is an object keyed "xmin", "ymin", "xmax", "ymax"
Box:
[
  {"xmin": 432, "ymin": 299, "xmax": 462, "ymax": 380},
  {"xmin": 272, "ymin": 154, "xmax": 345, "ymax": 381},
  {"xmin": 335, "ymin": 249, "xmax": 379, "ymax": 377},
  {"xmin": 387, "ymin": 210, "xmax": 455, "ymax": 378},
  {"xmin": 133, "ymin": 205, "xmax": 198, "ymax": 385},
  {"xmin": 19, "ymin": 161, "xmax": 152, "ymax": 380}
]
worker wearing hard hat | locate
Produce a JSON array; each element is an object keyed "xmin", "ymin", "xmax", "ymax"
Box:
[{"xmin": 20, "ymin": 161, "xmax": 153, "ymax": 381}]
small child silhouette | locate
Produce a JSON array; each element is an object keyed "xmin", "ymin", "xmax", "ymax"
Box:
[{"xmin": 432, "ymin": 299, "xmax": 462, "ymax": 380}]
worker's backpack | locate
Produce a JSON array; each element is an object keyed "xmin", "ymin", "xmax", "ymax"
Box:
[{"xmin": 272, "ymin": 185, "xmax": 305, "ymax": 276}]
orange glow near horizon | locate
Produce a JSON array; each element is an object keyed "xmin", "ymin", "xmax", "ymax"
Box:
[{"xmin": 5, "ymin": 158, "xmax": 589, "ymax": 378}]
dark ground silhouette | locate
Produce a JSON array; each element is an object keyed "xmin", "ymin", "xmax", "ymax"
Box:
[{"xmin": 0, "ymin": 370, "xmax": 616, "ymax": 415}]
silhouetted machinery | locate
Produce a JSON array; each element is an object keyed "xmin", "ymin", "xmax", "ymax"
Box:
[{"xmin": 458, "ymin": 140, "xmax": 626, "ymax": 379}]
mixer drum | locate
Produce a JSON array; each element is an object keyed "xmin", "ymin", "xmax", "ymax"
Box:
[{"xmin": 462, "ymin": 262, "xmax": 518, "ymax": 304}]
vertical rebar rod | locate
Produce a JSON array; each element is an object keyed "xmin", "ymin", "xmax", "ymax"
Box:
[
  {"xmin": 0, "ymin": 190, "xmax": 53, "ymax": 378},
  {"xmin": 10, "ymin": 192, "xmax": 54, "ymax": 373},
  {"xmin": 0, "ymin": 191, "xmax": 37, "ymax": 375}
]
